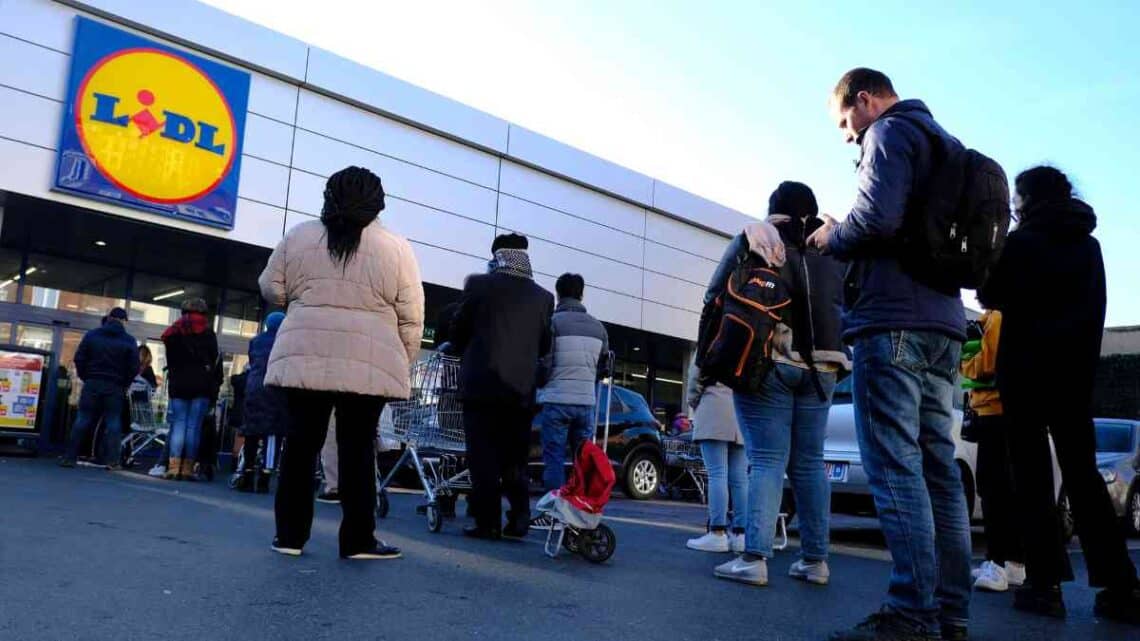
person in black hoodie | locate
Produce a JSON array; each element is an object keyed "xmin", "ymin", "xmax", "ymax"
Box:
[
  {"xmin": 60, "ymin": 308, "xmax": 138, "ymax": 469},
  {"xmin": 980, "ymin": 166, "xmax": 1139, "ymax": 623},
  {"xmin": 449, "ymin": 233, "xmax": 554, "ymax": 539},
  {"xmin": 161, "ymin": 298, "xmax": 219, "ymax": 481}
]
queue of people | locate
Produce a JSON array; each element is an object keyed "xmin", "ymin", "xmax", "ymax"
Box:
[{"xmin": 50, "ymin": 64, "xmax": 1138, "ymax": 639}]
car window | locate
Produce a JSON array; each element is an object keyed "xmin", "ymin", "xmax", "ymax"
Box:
[
  {"xmin": 596, "ymin": 385, "xmax": 627, "ymax": 420},
  {"xmin": 1095, "ymin": 421, "xmax": 1136, "ymax": 453}
]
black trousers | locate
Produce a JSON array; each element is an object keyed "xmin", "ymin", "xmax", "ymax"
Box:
[
  {"xmin": 1003, "ymin": 385, "xmax": 1138, "ymax": 589},
  {"xmin": 973, "ymin": 414, "xmax": 1023, "ymax": 566},
  {"xmin": 275, "ymin": 390, "xmax": 385, "ymax": 556},
  {"xmin": 463, "ymin": 401, "xmax": 532, "ymax": 531}
]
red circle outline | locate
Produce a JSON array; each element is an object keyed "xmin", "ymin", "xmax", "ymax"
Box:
[{"xmin": 74, "ymin": 46, "xmax": 238, "ymax": 205}]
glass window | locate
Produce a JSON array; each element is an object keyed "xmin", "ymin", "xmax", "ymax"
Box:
[
  {"xmin": 128, "ymin": 273, "xmax": 221, "ymax": 327},
  {"xmin": 15, "ymin": 324, "xmax": 53, "ymax": 352},
  {"xmin": 652, "ymin": 367, "xmax": 685, "ymax": 417},
  {"xmin": 0, "ymin": 323, "xmax": 11, "ymax": 344},
  {"xmin": 0, "ymin": 248, "xmax": 23, "ymax": 304},
  {"xmin": 1095, "ymin": 421, "xmax": 1136, "ymax": 453},
  {"xmin": 613, "ymin": 359, "xmax": 649, "ymax": 400},
  {"xmin": 20, "ymin": 254, "xmax": 127, "ymax": 317},
  {"xmin": 220, "ymin": 290, "xmax": 261, "ymax": 338}
]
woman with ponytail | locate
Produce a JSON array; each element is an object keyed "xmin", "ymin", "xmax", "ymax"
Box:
[{"xmin": 260, "ymin": 166, "xmax": 425, "ymax": 560}]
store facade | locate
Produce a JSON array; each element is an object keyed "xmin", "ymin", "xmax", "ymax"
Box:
[{"xmin": 0, "ymin": 0, "xmax": 752, "ymax": 448}]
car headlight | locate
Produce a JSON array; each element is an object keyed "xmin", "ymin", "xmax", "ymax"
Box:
[{"xmin": 1100, "ymin": 469, "xmax": 1118, "ymax": 484}]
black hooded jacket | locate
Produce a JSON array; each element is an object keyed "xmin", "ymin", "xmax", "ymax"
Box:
[{"xmin": 979, "ymin": 198, "xmax": 1105, "ymax": 403}]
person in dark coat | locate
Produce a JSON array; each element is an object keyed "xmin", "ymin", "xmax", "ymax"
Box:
[
  {"xmin": 979, "ymin": 166, "xmax": 1139, "ymax": 623},
  {"xmin": 239, "ymin": 311, "xmax": 289, "ymax": 493},
  {"xmin": 60, "ymin": 307, "xmax": 138, "ymax": 469},
  {"xmin": 161, "ymin": 298, "xmax": 219, "ymax": 480},
  {"xmin": 433, "ymin": 301, "xmax": 461, "ymax": 349},
  {"xmin": 449, "ymin": 233, "xmax": 554, "ymax": 539}
]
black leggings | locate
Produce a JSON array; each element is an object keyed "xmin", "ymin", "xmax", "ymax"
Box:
[{"xmin": 274, "ymin": 390, "xmax": 385, "ymax": 556}]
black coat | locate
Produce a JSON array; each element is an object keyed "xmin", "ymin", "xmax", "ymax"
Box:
[
  {"xmin": 242, "ymin": 330, "xmax": 289, "ymax": 436},
  {"xmin": 163, "ymin": 329, "xmax": 220, "ymax": 400},
  {"xmin": 979, "ymin": 199, "xmax": 1105, "ymax": 405},
  {"xmin": 773, "ymin": 217, "xmax": 847, "ymax": 359},
  {"xmin": 450, "ymin": 272, "xmax": 554, "ymax": 406},
  {"xmin": 74, "ymin": 322, "xmax": 138, "ymax": 389}
]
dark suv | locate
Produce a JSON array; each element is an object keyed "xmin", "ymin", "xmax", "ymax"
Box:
[{"xmin": 528, "ymin": 384, "xmax": 664, "ymax": 500}]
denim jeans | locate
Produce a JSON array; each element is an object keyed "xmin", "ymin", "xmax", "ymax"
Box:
[
  {"xmin": 735, "ymin": 363, "xmax": 836, "ymax": 560},
  {"xmin": 64, "ymin": 381, "xmax": 125, "ymax": 464},
  {"xmin": 698, "ymin": 440, "xmax": 748, "ymax": 531},
  {"xmin": 540, "ymin": 403, "xmax": 596, "ymax": 490},
  {"xmin": 852, "ymin": 330, "xmax": 971, "ymax": 632},
  {"xmin": 168, "ymin": 397, "xmax": 210, "ymax": 461}
]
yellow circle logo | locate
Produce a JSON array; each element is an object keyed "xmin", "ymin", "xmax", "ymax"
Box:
[{"xmin": 76, "ymin": 48, "xmax": 237, "ymax": 204}]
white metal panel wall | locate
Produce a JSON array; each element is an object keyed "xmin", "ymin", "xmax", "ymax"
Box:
[{"xmin": 0, "ymin": 0, "xmax": 741, "ymax": 343}]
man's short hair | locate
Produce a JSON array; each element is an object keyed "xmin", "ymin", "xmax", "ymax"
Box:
[
  {"xmin": 832, "ymin": 68, "xmax": 897, "ymax": 107},
  {"xmin": 555, "ymin": 273, "xmax": 585, "ymax": 300}
]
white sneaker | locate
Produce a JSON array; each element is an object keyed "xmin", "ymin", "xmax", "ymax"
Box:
[
  {"xmin": 686, "ymin": 531, "xmax": 730, "ymax": 553},
  {"xmin": 1005, "ymin": 561, "xmax": 1026, "ymax": 587},
  {"xmin": 788, "ymin": 559, "xmax": 831, "ymax": 585},
  {"xmin": 147, "ymin": 464, "xmax": 166, "ymax": 478},
  {"xmin": 974, "ymin": 560, "xmax": 1009, "ymax": 592},
  {"xmin": 714, "ymin": 555, "xmax": 768, "ymax": 586},
  {"xmin": 729, "ymin": 533, "xmax": 746, "ymax": 554}
]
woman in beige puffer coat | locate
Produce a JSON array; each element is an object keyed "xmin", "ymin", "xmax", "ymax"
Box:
[{"xmin": 260, "ymin": 166, "xmax": 424, "ymax": 561}]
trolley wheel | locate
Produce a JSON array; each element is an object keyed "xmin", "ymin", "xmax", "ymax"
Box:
[
  {"xmin": 579, "ymin": 523, "xmax": 616, "ymax": 564},
  {"xmin": 561, "ymin": 528, "xmax": 581, "ymax": 554},
  {"xmin": 426, "ymin": 502, "xmax": 443, "ymax": 533},
  {"xmin": 377, "ymin": 490, "xmax": 390, "ymax": 518}
]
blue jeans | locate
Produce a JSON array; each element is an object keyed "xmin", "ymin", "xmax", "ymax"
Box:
[
  {"xmin": 698, "ymin": 440, "xmax": 748, "ymax": 531},
  {"xmin": 64, "ymin": 381, "xmax": 125, "ymax": 464},
  {"xmin": 168, "ymin": 397, "xmax": 210, "ymax": 461},
  {"xmin": 735, "ymin": 363, "xmax": 836, "ymax": 560},
  {"xmin": 853, "ymin": 330, "xmax": 971, "ymax": 631},
  {"xmin": 540, "ymin": 403, "xmax": 596, "ymax": 490}
]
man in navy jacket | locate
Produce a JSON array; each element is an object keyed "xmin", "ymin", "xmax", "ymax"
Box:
[{"xmin": 810, "ymin": 68, "xmax": 972, "ymax": 641}]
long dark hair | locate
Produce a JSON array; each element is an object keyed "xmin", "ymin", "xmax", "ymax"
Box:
[
  {"xmin": 321, "ymin": 166, "xmax": 386, "ymax": 266},
  {"xmin": 1014, "ymin": 166, "xmax": 1073, "ymax": 221}
]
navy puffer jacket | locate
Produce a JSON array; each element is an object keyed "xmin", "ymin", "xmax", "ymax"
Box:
[{"xmin": 242, "ymin": 329, "xmax": 290, "ymax": 437}]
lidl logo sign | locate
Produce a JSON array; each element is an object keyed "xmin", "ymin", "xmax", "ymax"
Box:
[{"xmin": 55, "ymin": 18, "xmax": 250, "ymax": 229}]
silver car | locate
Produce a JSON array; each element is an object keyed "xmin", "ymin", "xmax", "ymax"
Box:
[{"xmin": 1094, "ymin": 418, "xmax": 1140, "ymax": 536}]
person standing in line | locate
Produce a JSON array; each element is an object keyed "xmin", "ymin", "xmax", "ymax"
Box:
[
  {"xmin": 262, "ymin": 166, "xmax": 424, "ymax": 560},
  {"xmin": 533, "ymin": 274, "xmax": 609, "ymax": 501},
  {"xmin": 959, "ymin": 309, "xmax": 1025, "ymax": 593},
  {"xmin": 161, "ymin": 298, "xmax": 219, "ymax": 481},
  {"xmin": 59, "ymin": 308, "xmax": 137, "ymax": 470},
  {"xmin": 237, "ymin": 311, "xmax": 289, "ymax": 494},
  {"xmin": 137, "ymin": 346, "xmax": 158, "ymax": 389},
  {"xmin": 979, "ymin": 166, "xmax": 1139, "ymax": 623},
  {"xmin": 683, "ymin": 361, "xmax": 747, "ymax": 554},
  {"xmin": 808, "ymin": 69, "xmax": 972, "ymax": 641},
  {"xmin": 449, "ymin": 233, "xmax": 554, "ymax": 540},
  {"xmin": 317, "ymin": 414, "xmax": 341, "ymax": 504},
  {"xmin": 707, "ymin": 183, "xmax": 847, "ymax": 588}
]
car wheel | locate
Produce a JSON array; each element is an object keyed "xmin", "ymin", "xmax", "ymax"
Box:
[
  {"xmin": 623, "ymin": 451, "xmax": 661, "ymax": 501},
  {"xmin": 1127, "ymin": 485, "xmax": 1140, "ymax": 537},
  {"xmin": 1057, "ymin": 488, "xmax": 1074, "ymax": 545}
]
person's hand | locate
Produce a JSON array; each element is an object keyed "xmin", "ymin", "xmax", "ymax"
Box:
[{"xmin": 807, "ymin": 214, "xmax": 839, "ymax": 252}]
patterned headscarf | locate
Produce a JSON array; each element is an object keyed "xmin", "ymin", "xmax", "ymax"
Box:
[{"xmin": 490, "ymin": 248, "xmax": 534, "ymax": 279}]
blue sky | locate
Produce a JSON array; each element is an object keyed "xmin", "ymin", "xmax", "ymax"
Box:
[{"xmin": 208, "ymin": 0, "xmax": 1140, "ymax": 325}]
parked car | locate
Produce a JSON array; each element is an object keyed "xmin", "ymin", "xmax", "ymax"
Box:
[
  {"xmin": 528, "ymin": 383, "xmax": 664, "ymax": 500},
  {"xmin": 818, "ymin": 377, "xmax": 1067, "ymax": 532},
  {"xmin": 1094, "ymin": 418, "xmax": 1140, "ymax": 536}
]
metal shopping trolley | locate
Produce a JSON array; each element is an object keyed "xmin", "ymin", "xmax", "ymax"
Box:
[
  {"xmin": 376, "ymin": 352, "xmax": 470, "ymax": 533},
  {"xmin": 121, "ymin": 380, "xmax": 167, "ymax": 468}
]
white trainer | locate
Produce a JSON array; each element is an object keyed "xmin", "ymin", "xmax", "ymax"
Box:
[
  {"xmin": 1005, "ymin": 561, "xmax": 1026, "ymax": 587},
  {"xmin": 686, "ymin": 531, "xmax": 730, "ymax": 553},
  {"xmin": 788, "ymin": 559, "xmax": 831, "ymax": 585},
  {"xmin": 729, "ymin": 533, "xmax": 746, "ymax": 554},
  {"xmin": 974, "ymin": 560, "xmax": 1009, "ymax": 592},
  {"xmin": 714, "ymin": 555, "xmax": 768, "ymax": 586},
  {"xmin": 147, "ymin": 464, "xmax": 166, "ymax": 478}
]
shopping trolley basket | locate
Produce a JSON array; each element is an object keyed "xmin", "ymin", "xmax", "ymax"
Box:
[
  {"xmin": 376, "ymin": 352, "xmax": 470, "ymax": 532},
  {"xmin": 121, "ymin": 382, "xmax": 167, "ymax": 467}
]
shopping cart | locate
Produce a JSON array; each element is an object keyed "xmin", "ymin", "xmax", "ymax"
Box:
[
  {"xmin": 662, "ymin": 434, "xmax": 709, "ymax": 504},
  {"xmin": 121, "ymin": 381, "xmax": 167, "ymax": 468},
  {"xmin": 376, "ymin": 352, "xmax": 470, "ymax": 533}
]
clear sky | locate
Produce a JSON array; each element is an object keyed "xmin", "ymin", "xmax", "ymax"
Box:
[{"xmin": 204, "ymin": 0, "xmax": 1140, "ymax": 325}]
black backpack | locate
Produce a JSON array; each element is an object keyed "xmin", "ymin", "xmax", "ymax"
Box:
[
  {"xmin": 699, "ymin": 254, "xmax": 792, "ymax": 394},
  {"xmin": 892, "ymin": 113, "xmax": 1011, "ymax": 294}
]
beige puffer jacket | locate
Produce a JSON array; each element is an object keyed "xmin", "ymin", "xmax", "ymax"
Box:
[{"xmin": 258, "ymin": 219, "xmax": 425, "ymax": 399}]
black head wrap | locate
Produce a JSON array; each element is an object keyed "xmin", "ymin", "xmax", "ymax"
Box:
[{"xmin": 322, "ymin": 166, "xmax": 385, "ymax": 266}]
